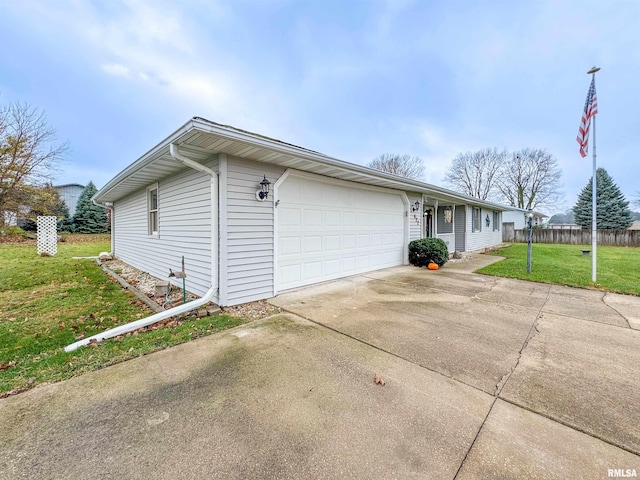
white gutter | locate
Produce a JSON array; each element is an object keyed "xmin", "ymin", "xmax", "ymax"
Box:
[
  {"xmin": 64, "ymin": 144, "xmax": 220, "ymax": 352},
  {"xmin": 64, "ymin": 286, "xmax": 216, "ymax": 352}
]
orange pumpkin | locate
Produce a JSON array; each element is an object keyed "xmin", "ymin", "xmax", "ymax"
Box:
[{"xmin": 428, "ymin": 262, "xmax": 439, "ymax": 270}]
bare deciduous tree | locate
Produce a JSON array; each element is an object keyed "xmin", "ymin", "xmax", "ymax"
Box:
[
  {"xmin": 0, "ymin": 102, "xmax": 69, "ymax": 225},
  {"xmin": 497, "ymin": 148, "xmax": 562, "ymax": 210},
  {"xmin": 367, "ymin": 153, "xmax": 425, "ymax": 180},
  {"xmin": 443, "ymin": 148, "xmax": 506, "ymax": 200}
]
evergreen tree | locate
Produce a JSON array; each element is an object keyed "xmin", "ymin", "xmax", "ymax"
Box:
[
  {"xmin": 573, "ymin": 168, "xmax": 633, "ymax": 229},
  {"xmin": 57, "ymin": 199, "xmax": 75, "ymax": 232},
  {"xmin": 72, "ymin": 181, "xmax": 107, "ymax": 233}
]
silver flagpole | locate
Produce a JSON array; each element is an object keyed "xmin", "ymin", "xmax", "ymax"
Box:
[{"xmin": 588, "ymin": 66, "xmax": 600, "ymax": 282}]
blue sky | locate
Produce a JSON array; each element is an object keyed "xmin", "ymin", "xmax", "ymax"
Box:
[{"xmin": 1, "ymin": 0, "xmax": 638, "ymax": 214}]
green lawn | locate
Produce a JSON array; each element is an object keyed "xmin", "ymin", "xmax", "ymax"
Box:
[
  {"xmin": 0, "ymin": 236, "xmax": 247, "ymax": 397},
  {"xmin": 478, "ymin": 243, "xmax": 640, "ymax": 296}
]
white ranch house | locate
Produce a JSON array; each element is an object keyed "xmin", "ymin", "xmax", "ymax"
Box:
[
  {"xmin": 502, "ymin": 208, "xmax": 548, "ymax": 230},
  {"xmin": 94, "ymin": 118, "xmax": 508, "ymax": 307}
]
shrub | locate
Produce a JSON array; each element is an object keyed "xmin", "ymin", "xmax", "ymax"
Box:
[
  {"xmin": 1, "ymin": 226, "xmax": 26, "ymax": 236},
  {"xmin": 408, "ymin": 238, "xmax": 449, "ymax": 267}
]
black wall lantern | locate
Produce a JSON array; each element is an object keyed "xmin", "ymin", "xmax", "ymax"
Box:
[
  {"xmin": 485, "ymin": 214, "xmax": 491, "ymax": 227},
  {"xmin": 256, "ymin": 175, "xmax": 271, "ymax": 201},
  {"xmin": 412, "ymin": 200, "xmax": 420, "ymax": 212}
]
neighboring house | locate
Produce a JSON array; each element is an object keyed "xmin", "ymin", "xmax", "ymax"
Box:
[
  {"xmin": 54, "ymin": 183, "xmax": 85, "ymax": 217},
  {"xmin": 502, "ymin": 208, "xmax": 548, "ymax": 229},
  {"xmin": 629, "ymin": 221, "xmax": 640, "ymax": 231},
  {"xmin": 2, "ymin": 210, "xmax": 18, "ymax": 227},
  {"xmin": 93, "ymin": 118, "xmax": 509, "ymax": 307}
]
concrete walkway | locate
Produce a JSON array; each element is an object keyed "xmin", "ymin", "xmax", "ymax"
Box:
[{"xmin": 1, "ymin": 255, "xmax": 639, "ymax": 478}]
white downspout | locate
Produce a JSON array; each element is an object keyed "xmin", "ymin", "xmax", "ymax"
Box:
[
  {"xmin": 92, "ymin": 198, "xmax": 114, "ymax": 254},
  {"xmin": 169, "ymin": 143, "xmax": 219, "ymax": 295},
  {"xmin": 65, "ymin": 145, "xmax": 220, "ymax": 352},
  {"xmin": 64, "ymin": 287, "xmax": 217, "ymax": 351}
]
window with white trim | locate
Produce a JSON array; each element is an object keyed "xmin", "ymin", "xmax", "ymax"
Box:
[
  {"xmin": 148, "ymin": 184, "xmax": 158, "ymax": 235},
  {"xmin": 472, "ymin": 207, "xmax": 482, "ymax": 232},
  {"xmin": 493, "ymin": 211, "xmax": 500, "ymax": 231}
]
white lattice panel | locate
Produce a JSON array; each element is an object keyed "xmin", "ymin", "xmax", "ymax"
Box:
[{"xmin": 37, "ymin": 216, "xmax": 58, "ymax": 256}]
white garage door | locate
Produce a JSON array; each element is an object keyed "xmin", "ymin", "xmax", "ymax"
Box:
[{"xmin": 276, "ymin": 173, "xmax": 406, "ymax": 291}]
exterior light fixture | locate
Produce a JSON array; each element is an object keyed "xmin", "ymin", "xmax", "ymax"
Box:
[
  {"xmin": 256, "ymin": 175, "xmax": 271, "ymax": 201},
  {"xmin": 485, "ymin": 214, "xmax": 490, "ymax": 227},
  {"xmin": 412, "ymin": 201, "xmax": 420, "ymax": 212}
]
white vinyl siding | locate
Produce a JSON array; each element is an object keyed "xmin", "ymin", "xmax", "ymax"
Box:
[
  {"xmin": 467, "ymin": 206, "xmax": 503, "ymax": 252},
  {"xmin": 113, "ymin": 159, "xmax": 217, "ymax": 297},
  {"xmin": 225, "ymin": 156, "xmax": 286, "ymax": 306},
  {"xmin": 408, "ymin": 194, "xmax": 422, "ymax": 241}
]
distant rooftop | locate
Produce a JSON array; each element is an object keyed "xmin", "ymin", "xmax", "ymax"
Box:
[{"xmin": 53, "ymin": 183, "xmax": 85, "ymax": 189}]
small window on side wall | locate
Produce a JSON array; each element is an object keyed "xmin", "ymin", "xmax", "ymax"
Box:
[
  {"xmin": 472, "ymin": 207, "xmax": 482, "ymax": 232},
  {"xmin": 148, "ymin": 184, "xmax": 158, "ymax": 236},
  {"xmin": 493, "ymin": 211, "xmax": 500, "ymax": 231}
]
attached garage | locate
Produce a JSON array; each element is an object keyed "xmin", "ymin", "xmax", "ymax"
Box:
[{"xmin": 275, "ymin": 171, "xmax": 408, "ymax": 292}]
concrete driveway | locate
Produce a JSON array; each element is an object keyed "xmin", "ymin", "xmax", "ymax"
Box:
[{"xmin": 2, "ymin": 255, "xmax": 639, "ymax": 479}]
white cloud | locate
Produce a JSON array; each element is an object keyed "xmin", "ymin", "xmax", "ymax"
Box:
[{"xmin": 101, "ymin": 64, "xmax": 130, "ymax": 78}]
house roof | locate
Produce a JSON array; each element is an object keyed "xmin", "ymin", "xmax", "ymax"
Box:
[
  {"xmin": 504, "ymin": 207, "xmax": 549, "ymax": 219},
  {"xmin": 54, "ymin": 183, "xmax": 85, "ymax": 189},
  {"xmin": 94, "ymin": 117, "xmax": 510, "ymax": 210}
]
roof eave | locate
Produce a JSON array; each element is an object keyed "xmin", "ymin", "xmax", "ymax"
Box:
[{"xmin": 95, "ymin": 117, "xmax": 511, "ymax": 211}]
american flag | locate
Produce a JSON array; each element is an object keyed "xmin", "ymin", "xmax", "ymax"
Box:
[{"xmin": 577, "ymin": 76, "xmax": 598, "ymax": 158}]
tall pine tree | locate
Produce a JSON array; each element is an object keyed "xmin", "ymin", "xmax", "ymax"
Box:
[
  {"xmin": 573, "ymin": 168, "xmax": 633, "ymax": 229},
  {"xmin": 72, "ymin": 181, "xmax": 108, "ymax": 233}
]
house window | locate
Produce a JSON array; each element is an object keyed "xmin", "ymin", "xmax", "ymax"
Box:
[
  {"xmin": 472, "ymin": 207, "xmax": 482, "ymax": 232},
  {"xmin": 148, "ymin": 184, "xmax": 158, "ymax": 235},
  {"xmin": 493, "ymin": 211, "xmax": 500, "ymax": 231}
]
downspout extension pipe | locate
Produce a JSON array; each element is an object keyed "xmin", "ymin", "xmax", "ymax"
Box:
[{"xmin": 64, "ymin": 286, "xmax": 216, "ymax": 352}]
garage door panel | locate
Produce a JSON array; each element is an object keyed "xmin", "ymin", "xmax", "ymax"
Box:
[
  {"xmin": 280, "ymin": 235, "xmax": 301, "ymax": 255},
  {"xmin": 342, "ymin": 211, "xmax": 357, "ymax": 226},
  {"xmin": 277, "ymin": 174, "xmax": 405, "ymax": 291},
  {"xmin": 280, "ymin": 264, "xmax": 301, "ymax": 286},
  {"xmin": 279, "ymin": 207, "xmax": 301, "ymax": 226},
  {"xmin": 325, "ymin": 235, "xmax": 340, "ymax": 251},
  {"xmin": 304, "ymin": 235, "xmax": 322, "ymax": 253},
  {"xmin": 343, "ymin": 235, "xmax": 357, "ymax": 249},
  {"xmin": 304, "ymin": 209, "xmax": 322, "ymax": 226},
  {"xmin": 304, "ymin": 261, "xmax": 322, "ymax": 281}
]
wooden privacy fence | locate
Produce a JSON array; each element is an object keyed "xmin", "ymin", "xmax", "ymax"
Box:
[{"xmin": 502, "ymin": 225, "xmax": 640, "ymax": 247}]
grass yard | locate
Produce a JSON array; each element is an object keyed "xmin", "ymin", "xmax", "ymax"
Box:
[
  {"xmin": 0, "ymin": 235, "xmax": 246, "ymax": 397},
  {"xmin": 478, "ymin": 243, "xmax": 640, "ymax": 296}
]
